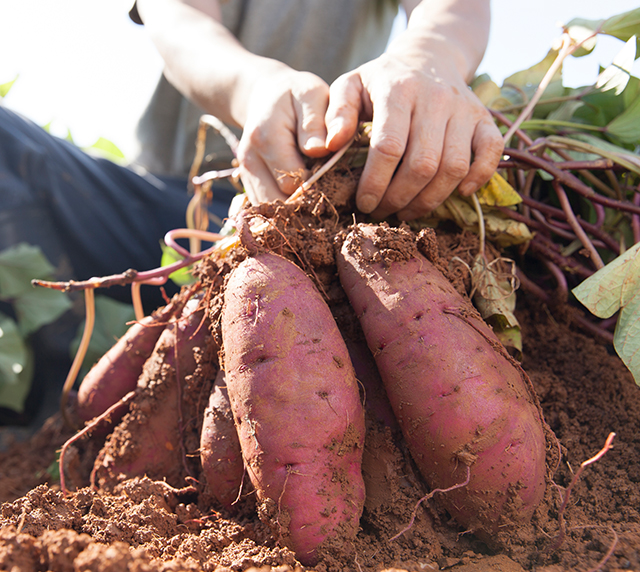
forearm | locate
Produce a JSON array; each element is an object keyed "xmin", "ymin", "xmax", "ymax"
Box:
[
  {"xmin": 396, "ymin": 0, "xmax": 490, "ymax": 83},
  {"xmin": 136, "ymin": 0, "xmax": 288, "ymax": 127}
]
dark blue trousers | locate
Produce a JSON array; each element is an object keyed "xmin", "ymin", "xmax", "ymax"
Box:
[
  {"xmin": 0, "ymin": 104, "xmax": 236, "ymax": 306},
  {"xmin": 0, "ymin": 105, "xmax": 236, "ymax": 425}
]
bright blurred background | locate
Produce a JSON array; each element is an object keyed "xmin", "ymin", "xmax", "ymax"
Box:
[{"xmin": 0, "ymin": 0, "xmax": 638, "ymax": 159}]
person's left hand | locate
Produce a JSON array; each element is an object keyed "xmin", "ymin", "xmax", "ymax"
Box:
[{"xmin": 324, "ymin": 46, "xmax": 503, "ymax": 221}]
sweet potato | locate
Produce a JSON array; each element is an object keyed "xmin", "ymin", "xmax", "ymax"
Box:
[
  {"xmin": 76, "ymin": 297, "xmax": 183, "ymax": 423},
  {"xmin": 345, "ymin": 337, "xmax": 398, "ymax": 430},
  {"xmin": 221, "ymin": 251, "xmax": 365, "ymax": 565},
  {"xmin": 336, "ymin": 224, "xmax": 547, "ymax": 538},
  {"xmin": 200, "ymin": 369, "xmax": 244, "ymax": 509},
  {"xmin": 92, "ymin": 298, "xmax": 212, "ymax": 489}
]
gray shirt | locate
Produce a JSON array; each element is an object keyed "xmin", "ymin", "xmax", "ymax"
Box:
[{"xmin": 132, "ymin": 0, "xmax": 398, "ymax": 176}]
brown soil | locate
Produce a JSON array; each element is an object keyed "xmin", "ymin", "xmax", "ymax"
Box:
[{"xmin": 1, "ymin": 175, "xmax": 639, "ymax": 572}]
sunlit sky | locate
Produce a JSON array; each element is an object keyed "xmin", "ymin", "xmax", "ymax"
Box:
[{"xmin": 0, "ymin": 0, "xmax": 638, "ymax": 159}]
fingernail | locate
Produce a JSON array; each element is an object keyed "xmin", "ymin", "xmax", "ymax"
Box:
[
  {"xmin": 304, "ymin": 136, "xmax": 325, "ymax": 151},
  {"xmin": 358, "ymin": 193, "xmax": 378, "ymax": 213},
  {"xmin": 458, "ymin": 181, "xmax": 478, "ymax": 196}
]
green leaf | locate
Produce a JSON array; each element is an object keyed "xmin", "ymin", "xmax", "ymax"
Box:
[
  {"xmin": 573, "ymin": 243, "xmax": 640, "ymax": 384},
  {"xmin": 602, "ymin": 8, "xmax": 640, "ymax": 49},
  {"xmin": 13, "ymin": 286, "xmax": 72, "ymax": 336},
  {"xmin": 614, "ymin": 300, "xmax": 640, "ymax": 386},
  {"xmin": 573, "ymin": 242, "xmax": 640, "ymax": 319},
  {"xmin": 71, "ymin": 295, "xmax": 135, "ymax": 373},
  {"xmin": 596, "ymin": 36, "xmax": 636, "ymax": 95},
  {"xmin": 547, "ymin": 100, "xmax": 585, "ymax": 122},
  {"xmin": 0, "ymin": 314, "xmax": 34, "ymax": 413},
  {"xmin": 503, "ymin": 49, "xmax": 568, "ymax": 117},
  {"xmin": 622, "ymin": 75, "xmax": 640, "ymax": 109},
  {"xmin": 86, "ymin": 137, "xmax": 125, "ymax": 163},
  {"xmin": 0, "ymin": 315, "xmax": 27, "ymax": 385},
  {"xmin": 0, "ymin": 243, "xmax": 56, "ymax": 298},
  {"xmin": 160, "ymin": 243, "xmax": 196, "ymax": 286},
  {"xmin": 606, "ymin": 92, "xmax": 640, "ymax": 144},
  {"xmin": 565, "ymin": 8, "xmax": 640, "ymax": 51},
  {"xmin": 0, "ymin": 75, "xmax": 18, "ymax": 98},
  {"xmin": 0, "ymin": 243, "xmax": 72, "ymax": 335}
]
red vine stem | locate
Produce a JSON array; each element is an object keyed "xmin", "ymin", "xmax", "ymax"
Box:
[
  {"xmin": 32, "ymin": 229, "xmax": 223, "ymax": 293},
  {"xmin": 504, "ymin": 149, "xmax": 640, "ymax": 216},
  {"xmin": 552, "ymin": 180, "xmax": 604, "ymax": 269}
]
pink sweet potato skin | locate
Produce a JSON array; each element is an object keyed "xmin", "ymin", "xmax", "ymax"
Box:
[
  {"xmin": 76, "ymin": 299, "xmax": 180, "ymax": 423},
  {"xmin": 336, "ymin": 224, "xmax": 547, "ymax": 538},
  {"xmin": 200, "ymin": 369, "xmax": 244, "ymax": 509},
  {"xmin": 92, "ymin": 300, "xmax": 211, "ymax": 489},
  {"xmin": 221, "ymin": 252, "xmax": 365, "ymax": 565}
]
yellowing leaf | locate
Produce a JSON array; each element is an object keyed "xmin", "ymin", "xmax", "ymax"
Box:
[
  {"xmin": 573, "ymin": 242, "xmax": 640, "ymax": 319},
  {"xmin": 573, "ymin": 242, "xmax": 640, "ymax": 385},
  {"xmin": 615, "ymin": 299, "xmax": 640, "ymax": 386},
  {"xmin": 476, "ymin": 172, "xmax": 522, "ymax": 207},
  {"xmin": 426, "ymin": 194, "xmax": 533, "ymax": 248},
  {"xmin": 471, "ymin": 77, "xmax": 502, "ymax": 106},
  {"xmin": 471, "ymin": 256, "xmax": 522, "ymax": 359}
]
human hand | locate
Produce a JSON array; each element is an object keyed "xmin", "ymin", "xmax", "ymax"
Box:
[
  {"xmin": 236, "ymin": 65, "xmax": 332, "ymax": 205},
  {"xmin": 324, "ymin": 48, "xmax": 504, "ymax": 221}
]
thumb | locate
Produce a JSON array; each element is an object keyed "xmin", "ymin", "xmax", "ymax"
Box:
[{"xmin": 325, "ymin": 73, "xmax": 366, "ymax": 151}]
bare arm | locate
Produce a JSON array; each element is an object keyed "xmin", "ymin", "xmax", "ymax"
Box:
[{"xmin": 136, "ymin": 0, "xmax": 331, "ymax": 199}]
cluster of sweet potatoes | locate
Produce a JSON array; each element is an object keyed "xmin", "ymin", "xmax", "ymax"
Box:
[{"xmin": 69, "ymin": 218, "xmax": 550, "ymax": 566}]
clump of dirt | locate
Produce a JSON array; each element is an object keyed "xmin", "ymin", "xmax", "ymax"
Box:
[{"xmin": 1, "ymin": 168, "xmax": 639, "ymax": 571}]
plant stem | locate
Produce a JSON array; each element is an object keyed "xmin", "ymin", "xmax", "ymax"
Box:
[
  {"xmin": 60, "ymin": 287, "xmax": 96, "ymax": 429},
  {"xmin": 503, "ymin": 30, "xmax": 598, "ymax": 145},
  {"xmin": 552, "ymin": 181, "xmax": 604, "ymax": 269}
]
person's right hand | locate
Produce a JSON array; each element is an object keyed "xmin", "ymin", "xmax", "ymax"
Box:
[{"xmin": 236, "ymin": 65, "xmax": 332, "ymax": 205}]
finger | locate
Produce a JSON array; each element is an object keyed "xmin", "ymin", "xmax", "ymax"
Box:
[
  {"xmin": 292, "ymin": 76, "xmax": 331, "ymax": 158},
  {"xmin": 457, "ymin": 119, "xmax": 504, "ymax": 196},
  {"xmin": 325, "ymin": 73, "xmax": 367, "ymax": 151},
  {"xmin": 237, "ymin": 143, "xmax": 291, "ymax": 204},
  {"xmin": 370, "ymin": 113, "xmax": 446, "ymax": 219},
  {"xmin": 356, "ymin": 98, "xmax": 411, "ymax": 214},
  {"xmin": 240, "ymin": 121, "xmax": 309, "ymax": 196},
  {"xmin": 394, "ymin": 117, "xmax": 473, "ymax": 220}
]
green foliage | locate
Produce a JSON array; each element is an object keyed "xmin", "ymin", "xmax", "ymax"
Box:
[
  {"xmin": 565, "ymin": 8, "xmax": 640, "ymax": 53},
  {"xmin": 160, "ymin": 243, "xmax": 197, "ymax": 286},
  {"xmin": 473, "ymin": 12, "xmax": 640, "ymax": 151},
  {"xmin": 0, "ymin": 244, "xmax": 72, "ymax": 412},
  {"xmin": 573, "ymin": 243, "xmax": 640, "ymax": 385},
  {"xmin": 87, "ymin": 136, "xmax": 126, "ymax": 163},
  {"xmin": 0, "ymin": 75, "xmax": 18, "ymax": 98},
  {"xmin": 469, "ymin": 7, "xmax": 640, "ymax": 383}
]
